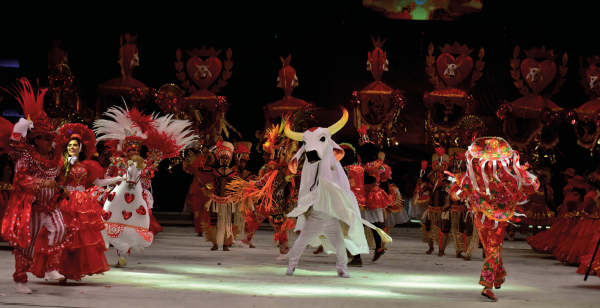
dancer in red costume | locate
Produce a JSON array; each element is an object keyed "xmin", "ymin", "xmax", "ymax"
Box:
[
  {"xmin": 229, "ymin": 116, "xmax": 302, "ymax": 260},
  {"xmin": 55, "ymin": 124, "xmax": 110, "ymax": 281},
  {"xmin": 553, "ymin": 176, "xmax": 598, "ymax": 264},
  {"xmin": 577, "ymin": 171, "xmax": 600, "ymax": 276},
  {"xmin": 240, "ymin": 150, "xmax": 270, "ymax": 249},
  {"xmin": 448, "ymin": 137, "xmax": 538, "ymax": 301},
  {"xmin": 527, "ymin": 175, "xmax": 586, "ymax": 254},
  {"xmin": 183, "ymin": 148, "xmax": 214, "ymax": 236},
  {"xmin": 0, "ymin": 78, "xmax": 71, "ymax": 294},
  {"xmin": 520, "ymin": 169, "xmax": 555, "ymax": 236}
]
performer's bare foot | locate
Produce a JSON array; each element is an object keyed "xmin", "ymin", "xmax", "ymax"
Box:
[
  {"xmin": 463, "ymin": 255, "xmax": 472, "ymax": 261},
  {"xmin": 222, "ymin": 245, "xmax": 230, "ymax": 251},
  {"xmin": 482, "ymin": 251, "xmax": 486, "ymax": 259},
  {"xmin": 248, "ymin": 243, "xmax": 256, "ymax": 248},
  {"xmin": 313, "ymin": 245, "xmax": 324, "ymax": 254},
  {"xmin": 196, "ymin": 232, "xmax": 203, "ymax": 237},
  {"xmin": 426, "ymin": 247, "xmax": 434, "ymax": 254},
  {"xmin": 456, "ymin": 251, "xmax": 465, "ymax": 258},
  {"xmin": 481, "ymin": 288, "xmax": 498, "ymax": 301},
  {"xmin": 211, "ymin": 244, "xmax": 218, "ymax": 251},
  {"xmin": 59, "ymin": 278, "xmax": 67, "ymax": 285},
  {"xmin": 437, "ymin": 250, "xmax": 445, "ymax": 257}
]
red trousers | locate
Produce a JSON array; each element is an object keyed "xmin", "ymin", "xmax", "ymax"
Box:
[
  {"xmin": 14, "ymin": 210, "xmax": 67, "ymax": 283},
  {"xmin": 474, "ymin": 212, "xmax": 508, "ymax": 288},
  {"xmin": 242, "ymin": 207, "xmax": 289, "ymax": 254}
]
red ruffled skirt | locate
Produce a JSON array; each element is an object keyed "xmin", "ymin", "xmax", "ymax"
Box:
[
  {"xmin": 576, "ymin": 231, "xmax": 600, "ymax": 277},
  {"xmin": 527, "ymin": 215, "xmax": 580, "ymax": 254},
  {"xmin": 365, "ymin": 185, "xmax": 392, "ymax": 211},
  {"xmin": 59, "ymin": 191, "xmax": 109, "ymax": 280},
  {"xmin": 522, "ymin": 204, "xmax": 556, "ymax": 226},
  {"xmin": 149, "ymin": 212, "xmax": 163, "ymax": 235},
  {"xmin": 554, "ymin": 217, "xmax": 600, "ymax": 264}
]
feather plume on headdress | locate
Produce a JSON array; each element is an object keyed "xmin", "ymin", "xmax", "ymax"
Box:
[
  {"xmin": 146, "ymin": 114, "xmax": 198, "ymax": 161},
  {"xmin": 0, "ymin": 77, "xmax": 46, "ymax": 118},
  {"xmin": 93, "ymin": 105, "xmax": 152, "ymax": 155}
]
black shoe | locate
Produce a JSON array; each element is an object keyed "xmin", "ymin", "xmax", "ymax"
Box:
[
  {"xmin": 347, "ymin": 258, "xmax": 363, "ymax": 267},
  {"xmin": 372, "ymin": 248, "xmax": 385, "ymax": 262}
]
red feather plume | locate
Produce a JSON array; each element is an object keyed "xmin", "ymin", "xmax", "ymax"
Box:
[
  {"xmin": 0, "ymin": 78, "xmax": 46, "ymax": 118},
  {"xmin": 127, "ymin": 109, "xmax": 156, "ymax": 135},
  {"xmin": 145, "ymin": 131, "xmax": 183, "ymax": 160},
  {"xmin": 0, "ymin": 117, "xmax": 14, "ymax": 154}
]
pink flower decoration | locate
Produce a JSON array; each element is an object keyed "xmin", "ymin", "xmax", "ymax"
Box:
[{"xmin": 482, "ymin": 270, "xmax": 495, "ymax": 283}]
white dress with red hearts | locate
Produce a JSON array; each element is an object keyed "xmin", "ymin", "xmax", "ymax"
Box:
[{"xmin": 101, "ymin": 158, "xmax": 154, "ymax": 252}]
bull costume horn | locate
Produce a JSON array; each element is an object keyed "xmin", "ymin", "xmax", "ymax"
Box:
[{"xmin": 284, "ymin": 105, "xmax": 348, "ymax": 140}]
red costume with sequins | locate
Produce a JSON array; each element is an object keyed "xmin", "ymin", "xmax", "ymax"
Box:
[
  {"xmin": 58, "ymin": 159, "xmax": 109, "ymax": 280},
  {"xmin": 345, "ymin": 164, "xmax": 366, "ymax": 208},
  {"xmin": 2, "ymin": 134, "xmax": 68, "ymax": 283}
]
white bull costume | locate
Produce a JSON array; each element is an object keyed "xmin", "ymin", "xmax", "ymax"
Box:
[{"xmin": 284, "ymin": 106, "xmax": 391, "ymax": 277}]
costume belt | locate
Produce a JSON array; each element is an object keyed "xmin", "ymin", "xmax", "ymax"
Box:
[
  {"xmin": 450, "ymin": 204, "xmax": 466, "ymax": 212},
  {"xmin": 428, "ymin": 206, "xmax": 444, "ymax": 213},
  {"xmin": 210, "ymin": 194, "xmax": 232, "ymax": 204}
]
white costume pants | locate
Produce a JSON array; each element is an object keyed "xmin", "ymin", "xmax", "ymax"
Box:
[{"xmin": 288, "ymin": 210, "xmax": 348, "ymax": 271}]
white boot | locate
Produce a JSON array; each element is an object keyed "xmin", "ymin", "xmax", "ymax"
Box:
[
  {"xmin": 276, "ymin": 253, "xmax": 288, "ymax": 261},
  {"xmin": 337, "ymin": 270, "xmax": 350, "ymax": 278},
  {"xmin": 15, "ymin": 282, "xmax": 32, "ymax": 294},
  {"xmin": 286, "ymin": 264, "xmax": 296, "ymax": 275},
  {"xmin": 44, "ymin": 270, "xmax": 65, "ymax": 281}
]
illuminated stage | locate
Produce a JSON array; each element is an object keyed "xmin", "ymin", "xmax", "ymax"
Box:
[{"xmin": 0, "ymin": 225, "xmax": 596, "ymax": 307}]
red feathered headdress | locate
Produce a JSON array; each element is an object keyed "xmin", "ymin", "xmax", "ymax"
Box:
[
  {"xmin": 57, "ymin": 123, "xmax": 98, "ymax": 160},
  {"xmin": 0, "ymin": 78, "xmax": 54, "ymax": 141}
]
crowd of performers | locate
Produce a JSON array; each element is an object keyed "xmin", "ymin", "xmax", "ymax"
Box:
[
  {"xmin": 526, "ymin": 166, "xmax": 600, "ymax": 280},
  {"xmin": 2, "ymin": 77, "xmax": 593, "ymax": 302},
  {"xmin": 0, "ymin": 78, "xmax": 196, "ymax": 293}
]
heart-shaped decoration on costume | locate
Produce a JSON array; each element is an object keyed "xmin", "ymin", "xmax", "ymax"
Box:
[
  {"xmin": 124, "ymin": 193, "xmax": 135, "ymax": 204},
  {"xmin": 122, "ymin": 210, "xmax": 133, "ymax": 220},
  {"xmin": 102, "ymin": 211, "xmax": 112, "ymax": 221},
  {"xmin": 136, "ymin": 206, "xmax": 147, "ymax": 215},
  {"xmin": 108, "ymin": 192, "xmax": 116, "ymax": 202},
  {"xmin": 436, "ymin": 53, "xmax": 473, "ymax": 88},
  {"xmin": 186, "ymin": 56, "xmax": 222, "ymax": 89},
  {"xmin": 520, "ymin": 58, "xmax": 557, "ymax": 94}
]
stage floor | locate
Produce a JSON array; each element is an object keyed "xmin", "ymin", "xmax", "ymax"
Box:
[{"xmin": 0, "ymin": 225, "xmax": 597, "ymax": 307}]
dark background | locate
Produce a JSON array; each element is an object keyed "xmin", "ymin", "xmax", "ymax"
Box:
[{"xmin": 0, "ymin": 1, "xmax": 598, "ymax": 211}]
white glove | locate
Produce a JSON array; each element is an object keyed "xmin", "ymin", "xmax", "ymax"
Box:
[
  {"xmin": 13, "ymin": 118, "xmax": 32, "ymax": 137},
  {"xmin": 93, "ymin": 176, "xmax": 126, "ymax": 188}
]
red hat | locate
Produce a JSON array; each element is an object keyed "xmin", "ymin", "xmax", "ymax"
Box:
[
  {"xmin": 561, "ymin": 168, "xmax": 576, "ymax": 178},
  {"xmin": 214, "ymin": 139, "xmax": 234, "ymax": 159},
  {"xmin": 234, "ymin": 141, "xmax": 251, "ymax": 161},
  {"xmin": 57, "ymin": 123, "xmax": 98, "ymax": 160},
  {"xmin": 28, "ymin": 111, "xmax": 57, "ymax": 141},
  {"xmin": 571, "ymin": 176, "xmax": 586, "ymax": 189}
]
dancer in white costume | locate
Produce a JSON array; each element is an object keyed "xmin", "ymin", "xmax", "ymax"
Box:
[
  {"xmin": 94, "ymin": 105, "xmax": 196, "ymax": 267},
  {"xmin": 283, "ymin": 106, "xmax": 391, "ymax": 278},
  {"xmin": 101, "ymin": 161, "xmax": 151, "ymax": 255}
]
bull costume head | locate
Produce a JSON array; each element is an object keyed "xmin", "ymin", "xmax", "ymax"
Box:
[{"xmin": 284, "ymin": 107, "xmax": 347, "ymax": 174}]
